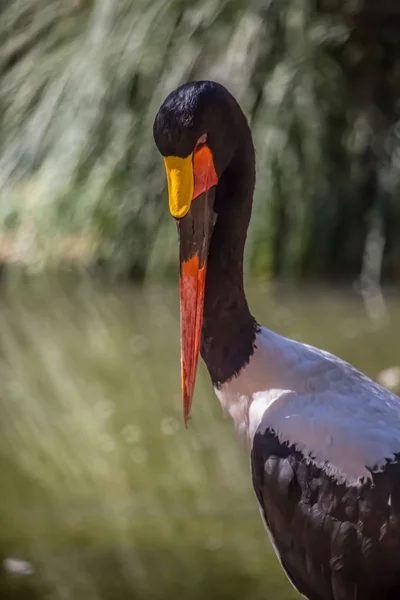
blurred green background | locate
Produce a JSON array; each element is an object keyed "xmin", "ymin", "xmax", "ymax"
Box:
[
  {"xmin": 0, "ymin": 1, "xmax": 400, "ymax": 599},
  {"xmin": 1, "ymin": 0, "xmax": 400, "ymax": 282}
]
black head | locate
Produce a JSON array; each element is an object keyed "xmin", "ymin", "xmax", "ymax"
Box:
[{"xmin": 153, "ymin": 80, "xmax": 247, "ymax": 177}]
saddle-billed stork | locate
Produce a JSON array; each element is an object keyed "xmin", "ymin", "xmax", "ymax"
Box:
[{"xmin": 153, "ymin": 80, "xmax": 400, "ymax": 600}]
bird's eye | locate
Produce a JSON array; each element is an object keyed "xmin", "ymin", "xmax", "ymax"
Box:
[{"xmin": 195, "ymin": 134, "xmax": 207, "ymax": 151}]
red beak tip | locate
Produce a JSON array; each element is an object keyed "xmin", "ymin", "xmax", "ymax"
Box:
[{"xmin": 180, "ymin": 250, "xmax": 208, "ymax": 435}]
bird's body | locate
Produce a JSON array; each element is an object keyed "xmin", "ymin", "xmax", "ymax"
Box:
[
  {"xmin": 153, "ymin": 80, "xmax": 400, "ymax": 599},
  {"xmin": 218, "ymin": 327, "xmax": 400, "ymax": 599}
]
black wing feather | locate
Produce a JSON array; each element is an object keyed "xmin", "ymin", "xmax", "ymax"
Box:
[{"xmin": 251, "ymin": 427, "xmax": 400, "ymax": 600}]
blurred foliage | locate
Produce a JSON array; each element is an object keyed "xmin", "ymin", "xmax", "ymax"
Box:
[{"xmin": 0, "ymin": 0, "xmax": 399, "ymax": 281}]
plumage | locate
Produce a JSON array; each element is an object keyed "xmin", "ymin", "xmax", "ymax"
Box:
[
  {"xmin": 216, "ymin": 328, "xmax": 400, "ymax": 485},
  {"xmin": 218, "ymin": 328, "xmax": 400, "ymax": 598},
  {"xmin": 252, "ymin": 430, "xmax": 400, "ymax": 600},
  {"xmin": 153, "ymin": 80, "xmax": 400, "ymax": 600}
]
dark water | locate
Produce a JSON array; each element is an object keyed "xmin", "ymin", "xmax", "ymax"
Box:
[{"xmin": 0, "ymin": 279, "xmax": 399, "ymax": 600}]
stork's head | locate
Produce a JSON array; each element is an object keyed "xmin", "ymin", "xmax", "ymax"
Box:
[{"xmin": 153, "ymin": 81, "xmax": 242, "ymax": 424}]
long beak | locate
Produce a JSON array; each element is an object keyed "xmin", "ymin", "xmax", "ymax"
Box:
[
  {"xmin": 178, "ymin": 190, "xmax": 215, "ymax": 425},
  {"xmin": 163, "ymin": 145, "xmax": 218, "ymax": 425}
]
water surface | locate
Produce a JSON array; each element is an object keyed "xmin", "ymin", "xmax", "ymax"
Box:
[{"xmin": 0, "ymin": 279, "xmax": 399, "ymax": 600}]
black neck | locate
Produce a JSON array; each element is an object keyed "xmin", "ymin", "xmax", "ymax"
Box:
[{"xmin": 200, "ymin": 126, "xmax": 258, "ymax": 387}]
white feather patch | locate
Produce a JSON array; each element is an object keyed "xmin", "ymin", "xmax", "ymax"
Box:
[{"xmin": 215, "ymin": 327, "xmax": 400, "ymax": 486}]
